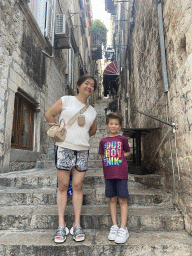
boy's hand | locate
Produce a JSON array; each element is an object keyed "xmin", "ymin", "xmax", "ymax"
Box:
[{"xmin": 124, "ymin": 151, "xmax": 131, "ymax": 158}]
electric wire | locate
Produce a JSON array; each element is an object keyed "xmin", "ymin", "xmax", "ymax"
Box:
[
  {"xmin": 57, "ymin": 0, "xmax": 63, "ymax": 14},
  {"xmin": 120, "ymin": 3, "xmax": 129, "ymax": 12}
]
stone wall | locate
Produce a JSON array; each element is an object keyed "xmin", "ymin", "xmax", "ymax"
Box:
[
  {"xmin": 0, "ymin": 0, "xmax": 68, "ymax": 172},
  {"xmin": 124, "ymin": 0, "xmax": 192, "ymax": 234},
  {"xmin": 0, "ymin": 0, "xmax": 21, "ymax": 169}
]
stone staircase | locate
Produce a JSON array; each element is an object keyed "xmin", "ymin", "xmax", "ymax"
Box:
[{"xmin": 0, "ymin": 98, "xmax": 192, "ymax": 255}]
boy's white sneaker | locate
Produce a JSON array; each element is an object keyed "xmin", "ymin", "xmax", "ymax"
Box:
[
  {"xmin": 115, "ymin": 228, "xmax": 129, "ymax": 244},
  {"xmin": 108, "ymin": 225, "xmax": 119, "ymax": 241}
]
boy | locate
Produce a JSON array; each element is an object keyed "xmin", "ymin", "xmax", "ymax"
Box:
[{"xmin": 99, "ymin": 112, "xmax": 130, "ymax": 244}]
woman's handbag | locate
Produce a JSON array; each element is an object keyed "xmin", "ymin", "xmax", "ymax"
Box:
[
  {"xmin": 47, "ymin": 104, "xmax": 89, "ymax": 142},
  {"xmin": 47, "ymin": 119, "xmax": 66, "ymax": 142}
]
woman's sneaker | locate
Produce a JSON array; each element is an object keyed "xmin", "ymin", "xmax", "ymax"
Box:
[
  {"xmin": 108, "ymin": 225, "xmax": 119, "ymax": 241},
  {"xmin": 115, "ymin": 227, "xmax": 129, "ymax": 244},
  {"xmin": 54, "ymin": 226, "xmax": 69, "ymax": 243}
]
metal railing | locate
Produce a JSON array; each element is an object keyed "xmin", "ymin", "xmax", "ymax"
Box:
[
  {"xmin": 132, "ymin": 108, "xmax": 175, "ymax": 127},
  {"xmin": 132, "ymin": 107, "xmax": 178, "ymax": 179}
]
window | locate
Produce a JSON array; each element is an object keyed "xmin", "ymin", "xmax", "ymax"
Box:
[
  {"xmin": 11, "ymin": 93, "xmax": 35, "ymax": 150},
  {"xmin": 28, "ymin": 0, "xmax": 56, "ymax": 45}
]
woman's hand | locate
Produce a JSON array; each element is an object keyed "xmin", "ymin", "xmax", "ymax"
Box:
[{"xmin": 45, "ymin": 99, "xmax": 62, "ymax": 126}]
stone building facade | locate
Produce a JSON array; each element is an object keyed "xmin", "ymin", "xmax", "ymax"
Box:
[
  {"xmin": 0, "ymin": 0, "xmax": 97, "ymax": 173},
  {"xmin": 114, "ymin": 0, "xmax": 192, "ymax": 234}
]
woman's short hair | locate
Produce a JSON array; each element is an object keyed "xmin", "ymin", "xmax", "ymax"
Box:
[
  {"xmin": 106, "ymin": 112, "xmax": 123, "ymax": 126},
  {"xmin": 77, "ymin": 74, "xmax": 97, "ymax": 92}
]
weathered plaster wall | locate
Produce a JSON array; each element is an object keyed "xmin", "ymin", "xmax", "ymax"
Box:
[
  {"xmin": 0, "ymin": 0, "xmax": 21, "ymax": 168},
  {"xmin": 162, "ymin": 0, "xmax": 192, "ymax": 235},
  {"xmin": 125, "ymin": 0, "xmax": 192, "ymax": 234},
  {"xmin": 0, "ymin": 0, "xmax": 68, "ymax": 172}
]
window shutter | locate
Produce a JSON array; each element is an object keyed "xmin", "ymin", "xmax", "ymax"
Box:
[
  {"xmin": 28, "ymin": 0, "xmax": 46, "ymax": 35},
  {"xmin": 45, "ymin": 0, "xmax": 56, "ymax": 46}
]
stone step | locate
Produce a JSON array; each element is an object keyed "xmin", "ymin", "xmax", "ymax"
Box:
[
  {"xmin": 88, "ymin": 153, "xmax": 102, "ymax": 160},
  {"xmin": 88, "ymin": 160, "xmax": 102, "ymax": 168},
  {"xmin": 89, "ymin": 136, "xmax": 107, "ymax": 143},
  {"xmin": 89, "ymin": 147, "xmax": 99, "ymax": 153},
  {"xmin": 96, "ymin": 115, "xmax": 106, "ymax": 123},
  {"xmin": 0, "ymin": 186, "xmax": 171, "ymax": 206},
  {"xmin": 40, "ymin": 152, "xmax": 102, "ymax": 161},
  {"xmin": 0, "ymin": 169, "xmax": 164, "ymax": 189},
  {"xmin": 4, "ymin": 229, "xmax": 192, "ymax": 256},
  {"xmin": 36, "ymin": 159, "xmax": 103, "ymax": 169},
  {"xmin": 36, "ymin": 160, "xmax": 55, "ymax": 169},
  {"xmin": 0, "ymin": 205, "xmax": 184, "ymax": 231},
  {"xmin": 94, "ymin": 128, "xmax": 108, "ymax": 134},
  {"xmin": 1, "ymin": 230, "xmax": 191, "ymax": 256}
]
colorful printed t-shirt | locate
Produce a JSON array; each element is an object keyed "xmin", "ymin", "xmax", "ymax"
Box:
[{"xmin": 99, "ymin": 135, "xmax": 130, "ymax": 180}]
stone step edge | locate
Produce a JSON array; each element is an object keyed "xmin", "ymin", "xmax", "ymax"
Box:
[
  {"xmin": 0, "ymin": 187, "xmax": 169, "ymax": 196},
  {"xmin": 0, "ymin": 167, "xmax": 104, "ymax": 177},
  {"xmin": 0, "ymin": 204, "xmax": 181, "ymax": 216},
  {"xmin": 0, "ymin": 170, "xmax": 165, "ymax": 190},
  {"xmin": 0, "ymin": 229, "xmax": 191, "ymax": 247},
  {"xmin": 0, "ymin": 169, "xmax": 162, "ymax": 179},
  {"xmin": 0, "ymin": 205, "xmax": 184, "ymax": 232}
]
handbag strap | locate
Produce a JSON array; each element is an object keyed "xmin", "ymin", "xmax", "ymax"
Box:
[
  {"xmin": 67, "ymin": 103, "xmax": 89, "ymax": 126},
  {"xmin": 48, "ymin": 119, "xmax": 65, "ymax": 127},
  {"xmin": 48, "ymin": 104, "xmax": 89, "ymax": 127}
]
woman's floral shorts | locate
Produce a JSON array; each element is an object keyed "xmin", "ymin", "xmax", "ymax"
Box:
[{"xmin": 55, "ymin": 146, "xmax": 89, "ymax": 172}]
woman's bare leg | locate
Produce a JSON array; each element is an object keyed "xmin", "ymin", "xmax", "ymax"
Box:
[
  {"xmin": 72, "ymin": 168, "xmax": 86, "ymax": 227},
  {"xmin": 57, "ymin": 170, "xmax": 70, "ymax": 227}
]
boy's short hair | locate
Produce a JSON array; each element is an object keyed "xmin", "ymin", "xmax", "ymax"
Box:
[{"xmin": 106, "ymin": 112, "xmax": 123, "ymax": 125}]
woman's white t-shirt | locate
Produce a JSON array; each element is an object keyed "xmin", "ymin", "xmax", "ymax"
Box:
[{"xmin": 55, "ymin": 96, "xmax": 97, "ymax": 150}]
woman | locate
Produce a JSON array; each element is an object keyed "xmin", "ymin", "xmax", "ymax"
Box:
[{"xmin": 45, "ymin": 74, "xmax": 97, "ymax": 243}]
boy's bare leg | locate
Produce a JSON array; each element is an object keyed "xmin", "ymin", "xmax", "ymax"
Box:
[
  {"xmin": 57, "ymin": 170, "xmax": 70, "ymax": 227},
  {"xmin": 118, "ymin": 197, "xmax": 128, "ymax": 229},
  {"xmin": 109, "ymin": 196, "xmax": 118, "ymax": 225}
]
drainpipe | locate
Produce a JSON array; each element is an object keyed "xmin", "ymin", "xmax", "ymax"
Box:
[
  {"xmin": 157, "ymin": 0, "xmax": 169, "ymax": 92},
  {"xmin": 123, "ymin": 2, "xmax": 128, "ymax": 128},
  {"xmin": 158, "ymin": 0, "xmax": 177, "ymax": 203}
]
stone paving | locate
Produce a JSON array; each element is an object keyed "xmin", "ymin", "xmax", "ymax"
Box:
[{"xmin": 0, "ymin": 98, "xmax": 192, "ymax": 255}]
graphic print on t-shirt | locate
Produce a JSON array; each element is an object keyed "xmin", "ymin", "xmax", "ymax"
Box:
[{"xmin": 103, "ymin": 141, "xmax": 123, "ymax": 166}]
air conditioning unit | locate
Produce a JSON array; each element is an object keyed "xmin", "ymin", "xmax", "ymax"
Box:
[
  {"xmin": 55, "ymin": 14, "xmax": 69, "ymax": 36},
  {"xmin": 54, "ymin": 14, "xmax": 71, "ymax": 49}
]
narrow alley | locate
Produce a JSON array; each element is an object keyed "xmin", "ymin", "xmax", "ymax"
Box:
[{"xmin": 0, "ymin": 0, "xmax": 192, "ymax": 255}]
